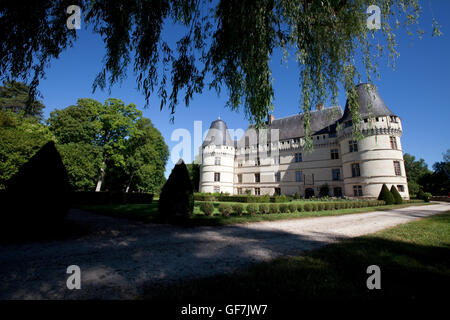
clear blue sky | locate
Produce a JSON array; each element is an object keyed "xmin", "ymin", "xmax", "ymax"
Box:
[{"xmin": 37, "ymin": 0, "xmax": 450, "ymax": 177}]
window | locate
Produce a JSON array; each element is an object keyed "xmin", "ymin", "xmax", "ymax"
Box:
[
  {"xmin": 296, "ymin": 171, "xmax": 303, "ymax": 182},
  {"xmin": 215, "ymin": 157, "xmax": 221, "ymax": 165},
  {"xmin": 390, "ymin": 136, "xmax": 398, "ymax": 150},
  {"xmin": 214, "ymin": 172, "xmax": 220, "ymax": 182},
  {"xmin": 238, "ymin": 174, "xmax": 242, "ymax": 183},
  {"xmin": 295, "ymin": 153, "xmax": 303, "ymax": 162},
  {"xmin": 331, "ymin": 149, "xmax": 339, "ymax": 159},
  {"xmin": 256, "ymin": 157, "xmax": 260, "ymax": 166},
  {"xmin": 353, "ymin": 185, "xmax": 363, "ymax": 196},
  {"xmin": 351, "ymin": 163, "xmax": 360, "ymax": 177},
  {"xmin": 274, "ymin": 188, "xmax": 281, "ymax": 196},
  {"xmin": 333, "ymin": 187, "xmax": 343, "ymax": 197},
  {"xmin": 394, "ymin": 161, "xmax": 402, "ymax": 176},
  {"xmin": 332, "ymin": 169, "xmax": 341, "ymax": 181},
  {"xmin": 255, "ymin": 173, "xmax": 260, "ymax": 183},
  {"xmin": 255, "ymin": 188, "xmax": 261, "ymax": 195},
  {"xmin": 349, "ymin": 140, "xmax": 358, "ymax": 152},
  {"xmin": 238, "ymin": 161, "xmax": 243, "ymax": 167},
  {"xmin": 273, "ymin": 155, "xmax": 280, "ymax": 165},
  {"xmin": 397, "ymin": 185, "xmax": 405, "ymax": 192},
  {"xmin": 275, "ymin": 172, "xmax": 281, "ymax": 182},
  {"xmin": 344, "ymin": 120, "xmax": 353, "ymax": 128},
  {"xmin": 214, "ymin": 186, "xmax": 220, "ymax": 193},
  {"xmin": 237, "ymin": 188, "xmax": 243, "ymax": 195}
]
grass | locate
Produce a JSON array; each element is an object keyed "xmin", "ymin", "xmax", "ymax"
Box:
[
  {"xmin": 143, "ymin": 211, "xmax": 450, "ymax": 301},
  {"xmin": 77, "ymin": 200, "xmax": 432, "ymax": 227}
]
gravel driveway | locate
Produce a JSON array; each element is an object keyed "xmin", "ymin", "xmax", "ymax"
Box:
[{"xmin": 0, "ymin": 202, "xmax": 448, "ymax": 300}]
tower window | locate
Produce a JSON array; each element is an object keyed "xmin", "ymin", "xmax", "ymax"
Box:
[
  {"xmin": 390, "ymin": 136, "xmax": 398, "ymax": 150},
  {"xmin": 238, "ymin": 174, "xmax": 242, "ymax": 183},
  {"xmin": 214, "ymin": 172, "xmax": 220, "ymax": 182},
  {"xmin": 255, "ymin": 173, "xmax": 260, "ymax": 183},
  {"xmin": 331, "ymin": 149, "xmax": 339, "ymax": 159},
  {"xmin": 332, "ymin": 169, "xmax": 341, "ymax": 181},
  {"xmin": 275, "ymin": 172, "xmax": 281, "ymax": 182},
  {"xmin": 215, "ymin": 157, "xmax": 221, "ymax": 165},
  {"xmin": 295, "ymin": 153, "xmax": 303, "ymax": 162},
  {"xmin": 394, "ymin": 161, "xmax": 402, "ymax": 176},
  {"xmin": 296, "ymin": 171, "xmax": 303, "ymax": 182},
  {"xmin": 255, "ymin": 188, "xmax": 261, "ymax": 195},
  {"xmin": 256, "ymin": 157, "xmax": 260, "ymax": 166},
  {"xmin": 397, "ymin": 185, "xmax": 405, "ymax": 192},
  {"xmin": 353, "ymin": 185, "xmax": 363, "ymax": 196},
  {"xmin": 351, "ymin": 163, "xmax": 361, "ymax": 177},
  {"xmin": 349, "ymin": 140, "xmax": 358, "ymax": 152},
  {"xmin": 237, "ymin": 188, "xmax": 243, "ymax": 195}
]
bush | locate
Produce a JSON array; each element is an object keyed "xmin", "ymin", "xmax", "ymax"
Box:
[
  {"xmin": 296, "ymin": 203, "xmax": 304, "ymax": 212},
  {"xmin": 218, "ymin": 203, "xmax": 232, "ymax": 216},
  {"xmin": 292, "ymin": 192, "xmax": 300, "ymax": 200},
  {"xmin": 232, "ymin": 203, "xmax": 244, "ymax": 216},
  {"xmin": 303, "ymin": 203, "xmax": 312, "ymax": 212},
  {"xmin": 199, "ymin": 202, "xmax": 215, "ymax": 216},
  {"xmin": 193, "ymin": 193, "xmax": 216, "ymax": 201},
  {"xmin": 271, "ymin": 195, "xmax": 290, "ymax": 203},
  {"xmin": 417, "ymin": 189, "xmax": 432, "ymax": 202},
  {"xmin": 158, "ymin": 159, "xmax": 194, "ymax": 223},
  {"xmin": 288, "ymin": 203, "xmax": 297, "ymax": 213},
  {"xmin": 390, "ymin": 185, "xmax": 403, "ymax": 204},
  {"xmin": 317, "ymin": 203, "xmax": 325, "ymax": 211},
  {"xmin": 269, "ymin": 204, "xmax": 279, "ymax": 214},
  {"xmin": 279, "ymin": 203, "xmax": 289, "ymax": 213},
  {"xmin": 378, "ymin": 184, "xmax": 395, "ymax": 205},
  {"xmin": 258, "ymin": 204, "xmax": 269, "ymax": 214},
  {"xmin": 246, "ymin": 204, "xmax": 258, "ymax": 215}
]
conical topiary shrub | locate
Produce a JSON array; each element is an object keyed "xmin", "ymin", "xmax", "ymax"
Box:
[
  {"xmin": 158, "ymin": 159, "xmax": 194, "ymax": 223},
  {"xmin": 390, "ymin": 185, "xmax": 403, "ymax": 204},
  {"xmin": 2, "ymin": 141, "xmax": 72, "ymax": 238},
  {"xmin": 378, "ymin": 184, "xmax": 394, "ymax": 205}
]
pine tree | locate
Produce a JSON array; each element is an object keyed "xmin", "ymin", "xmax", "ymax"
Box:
[
  {"xmin": 158, "ymin": 159, "xmax": 194, "ymax": 223},
  {"xmin": 390, "ymin": 185, "xmax": 403, "ymax": 204},
  {"xmin": 378, "ymin": 184, "xmax": 395, "ymax": 205}
]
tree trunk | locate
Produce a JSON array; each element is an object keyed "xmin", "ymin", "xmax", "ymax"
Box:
[
  {"xmin": 95, "ymin": 159, "xmax": 106, "ymax": 192},
  {"xmin": 125, "ymin": 172, "xmax": 134, "ymax": 193}
]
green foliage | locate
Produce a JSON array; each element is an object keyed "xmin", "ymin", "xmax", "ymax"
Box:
[
  {"xmin": 326, "ymin": 203, "xmax": 334, "ymax": 210},
  {"xmin": 296, "ymin": 203, "xmax": 304, "ymax": 212},
  {"xmin": 218, "ymin": 203, "xmax": 232, "ymax": 216},
  {"xmin": 258, "ymin": 204, "xmax": 269, "ymax": 214},
  {"xmin": 378, "ymin": 184, "xmax": 395, "ymax": 205},
  {"xmin": 311, "ymin": 203, "xmax": 319, "ymax": 211},
  {"xmin": 319, "ymin": 184, "xmax": 330, "ymax": 198},
  {"xmin": 417, "ymin": 189, "xmax": 432, "ymax": 203},
  {"xmin": 286, "ymin": 203, "xmax": 295, "ymax": 213},
  {"xmin": 158, "ymin": 160, "xmax": 194, "ymax": 222},
  {"xmin": 199, "ymin": 202, "xmax": 215, "ymax": 216},
  {"xmin": 317, "ymin": 203, "xmax": 326, "ymax": 211},
  {"xmin": 403, "ymin": 153, "xmax": 432, "ymax": 197},
  {"xmin": 271, "ymin": 195, "xmax": 290, "ymax": 203},
  {"xmin": 303, "ymin": 203, "xmax": 312, "ymax": 212},
  {"xmin": 279, "ymin": 203, "xmax": 289, "ymax": 213},
  {"xmin": 186, "ymin": 163, "xmax": 201, "ymax": 192},
  {"xmin": 292, "ymin": 192, "xmax": 300, "ymax": 200},
  {"xmin": 390, "ymin": 185, "xmax": 403, "ymax": 204},
  {"xmin": 0, "ymin": 81, "xmax": 45, "ymax": 119},
  {"xmin": 231, "ymin": 203, "xmax": 244, "ymax": 216},
  {"xmin": 269, "ymin": 204, "xmax": 279, "ymax": 214},
  {"xmin": 246, "ymin": 204, "xmax": 258, "ymax": 215}
]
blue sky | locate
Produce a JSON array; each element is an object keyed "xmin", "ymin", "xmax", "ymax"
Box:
[{"xmin": 36, "ymin": 1, "xmax": 450, "ymax": 177}]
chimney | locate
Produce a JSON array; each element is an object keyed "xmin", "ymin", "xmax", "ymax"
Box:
[
  {"xmin": 316, "ymin": 103, "xmax": 324, "ymax": 111},
  {"xmin": 268, "ymin": 114, "xmax": 275, "ymax": 124}
]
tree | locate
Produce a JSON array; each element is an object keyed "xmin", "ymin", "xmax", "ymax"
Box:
[
  {"xmin": 0, "ymin": 110, "xmax": 54, "ymax": 188},
  {"xmin": 403, "ymin": 153, "xmax": 432, "ymax": 197},
  {"xmin": 158, "ymin": 159, "xmax": 194, "ymax": 223},
  {"xmin": 0, "ymin": 81, "xmax": 45, "ymax": 119},
  {"xmin": 390, "ymin": 185, "xmax": 403, "ymax": 204},
  {"xmin": 0, "ymin": 1, "xmax": 441, "ymax": 149},
  {"xmin": 186, "ymin": 163, "xmax": 201, "ymax": 192},
  {"xmin": 420, "ymin": 149, "xmax": 450, "ymax": 196},
  {"xmin": 378, "ymin": 184, "xmax": 394, "ymax": 205}
]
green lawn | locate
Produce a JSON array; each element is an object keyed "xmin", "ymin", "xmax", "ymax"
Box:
[
  {"xmin": 144, "ymin": 211, "xmax": 450, "ymax": 301},
  {"xmin": 77, "ymin": 200, "xmax": 432, "ymax": 227}
]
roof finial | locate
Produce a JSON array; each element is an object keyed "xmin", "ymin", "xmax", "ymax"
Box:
[{"xmin": 218, "ymin": 115, "xmax": 221, "ymax": 120}]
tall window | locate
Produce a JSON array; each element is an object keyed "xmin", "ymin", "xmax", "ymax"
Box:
[
  {"xmin": 255, "ymin": 173, "xmax": 260, "ymax": 183},
  {"xmin": 214, "ymin": 186, "xmax": 220, "ymax": 193},
  {"xmin": 397, "ymin": 185, "xmax": 405, "ymax": 192},
  {"xmin": 390, "ymin": 136, "xmax": 398, "ymax": 150},
  {"xmin": 394, "ymin": 161, "xmax": 402, "ymax": 176},
  {"xmin": 238, "ymin": 174, "xmax": 242, "ymax": 183},
  {"xmin": 256, "ymin": 157, "xmax": 261, "ymax": 166},
  {"xmin": 238, "ymin": 161, "xmax": 243, "ymax": 167},
  {"xmin": 351, "ymin": 163, "xmax": 360, "ymax": 177},
  {"xmin": 214, "ymin": 172, "xmax": 220, "ymax": 182},
  {"xmin": 273, "ymin": 155, "xmax": 280, "ymax": 165},
  {"xmin": 295, "ymin": 153, "xmax": 303, "ymax": 162},
  {"xmin": 331, "ymin": 149, "xmax": 339, "ymax": 159},
  {"xmin": 255, "ymin": 188, "xmax": 261, "ymax": 195},
  {"xmin": 332, "ymin": 169, "xmax": 341, "ymax": 181},
  {"xmin": 296, "ymin": 171, "xmax": 303, "ymax": 182},
  {"xmin": 349, "ymin": 140, "xmax": 358, "ymax": 152},
  {"xmin": 215, "ymin": 157, "xmax": 221, "ymax": 165},
  {"xmin": 353, "ymin": 185, "xmax": 363, "ymax": 196},
  {"xmin": 274, "ymin": 188, "xmax": 281, "ymax": 196},
  {"xmin": 275, "ymin": 172, "xmax": 281, "ymax": 182},
  {"xmin": 237, "ymin": 188, "xmax": 243, "ymax": 195}
]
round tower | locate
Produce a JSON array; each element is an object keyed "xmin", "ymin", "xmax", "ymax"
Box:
[
  {"xmin": 338, "ymin": 83, "xmax": 409, "ymax": 199},
  {"xmin": 199, "ymin": 118, "xmax": 235, "ymax": 194}
]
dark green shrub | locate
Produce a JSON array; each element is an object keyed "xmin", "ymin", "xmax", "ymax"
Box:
[
  {"xmin": 218, "ymin": 203, "xmax": 232, "ymax": 216},
  {"xmin": 390, "ymin": 185, "xmax": 403, "ymax": 204},
  {"xmin": 246, "ymin": 204, "xmax": 258, "ymax": 215},
  {"xmin": 158, "ymin": 159, "xmax": 194, "ymax": 223},
  {"xmin": 378, "ymin": 184, "xmax": 394, "ymax": 205},
  {"xmin": 259, "ymin": 204, "xmax": 269, "ymax": 214},
  {"xmin": 199, "ymin": 202, "xmax": 214, "ymax": 216},
  {"xmin": 311, "ymin": 203, "xmax": 318, "ymax": 211},
  {"xmin": 317, "ymin": 203, "xmax": 325, "ymax": 211},
  {"xmin": 292, "ymin": 192, "xmax": 300, "ymax": 200},
  {"xmin": 288, "ymin": 203, "xmax": 297, "ymax": 213},
  {"xmin": 269, "ymin": 204, "xmax": 279, "ymax": 214},
  {"xmin": 232, "ymin": 203, "xmax": 244, "ymax": 216},
  {"xmin": 279, "ymin": 203, "xmax": 289, "ymax": 213},
  {"xmin": 303, "ymin": 203, "xmax": 312, "ymax": 212},
  {"xmin": 325, "ymin": 203, "xmax": 333, "ymax": 210},
  {"xmin": 272, "ymin": 195, "xmax": 290, "ymax": 203},
  {"xmin": 296, "ymin": 203, "xmax": 304, "ymax": 212},
  {"xmin": 334, "ymin": 202, "xmax": 341, "ymax": 210}
]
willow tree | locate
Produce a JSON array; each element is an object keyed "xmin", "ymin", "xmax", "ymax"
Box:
[{"xmin": 0, "ymin": 0, "xmax": 441, "ymax": 149}]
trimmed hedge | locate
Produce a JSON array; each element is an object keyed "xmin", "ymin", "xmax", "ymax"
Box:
[
  {"xmin": 199, "ymin": 202, "xmax": 214, "ymax": 216},
  {"xmin": 218, "ymin": 203, "xmax": 232, "ymax": 216},
  {"xmin": 258, "ymin": 204, "xmax": 270, "ymax": 214},
  {"xmin": 193, "ymin": 193, "xmax": 291, "ymax": 203},
  {"xmin": 246, "ymin": 204, "xmax": 258, "ymax": 215},
  {"xmin": 232, "ymin": 203, "xmax": 244, "ymax": 216},
  {"xmin": 378, "ymin": 184, "xmax": 395, "ymax": 205},
  {"xmin": 288, "ymin": 203, "xmax": 297, "ymax": 213},
  {"xmin": 269, "ymin": 204, "xmax": 279, "ymax": 214},
  {"xmin": 279, "ymin": 203, "xmax": 289, "ymax": 213}
]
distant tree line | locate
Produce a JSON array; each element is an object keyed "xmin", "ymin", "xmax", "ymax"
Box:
[{"xmin": 0, "ymin": 81, "xmax": 169, "ymax": 193}]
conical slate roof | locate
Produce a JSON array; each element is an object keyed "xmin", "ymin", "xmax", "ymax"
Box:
[
  {"xmin": 202, "ymin": 118, "xmax": 235, "ymax": 147},
  {"xmin": 340, "ymin": 83, "xmax": 395, "ymax": 123}
]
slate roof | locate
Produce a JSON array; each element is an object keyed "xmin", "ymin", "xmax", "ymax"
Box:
[{"xmin": 202, "ymin": 119, "xmax": 235, "ymax": 147}]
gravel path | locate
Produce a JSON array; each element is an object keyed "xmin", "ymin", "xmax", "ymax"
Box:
[{"xmin": 0, "ymin": 203, "xmax": 448, "ymax": 300}]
